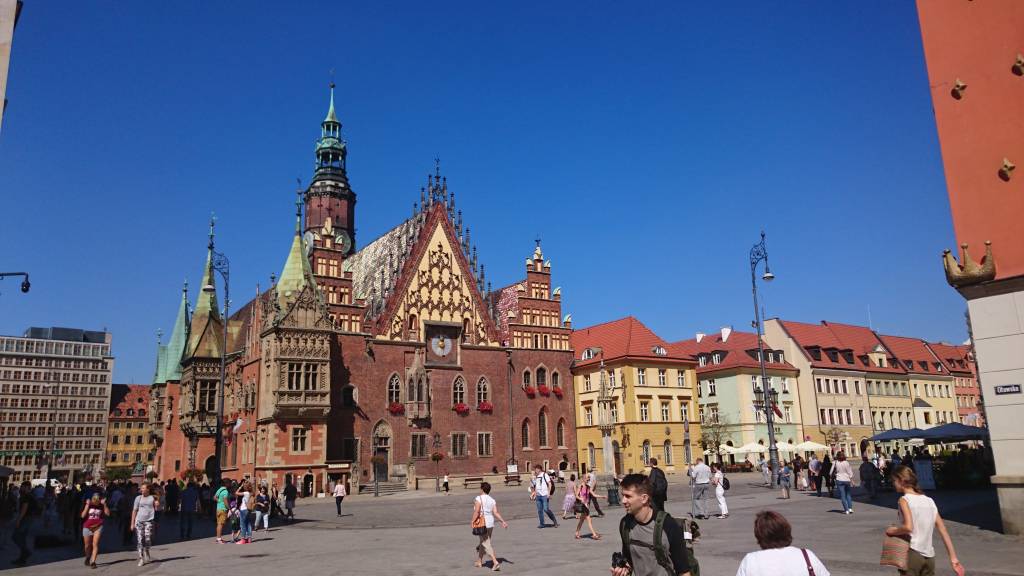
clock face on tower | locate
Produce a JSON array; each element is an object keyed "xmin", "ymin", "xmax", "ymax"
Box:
[{"xmin": 424, "ymin": 323, "xmax": 461, "ymax": 366}]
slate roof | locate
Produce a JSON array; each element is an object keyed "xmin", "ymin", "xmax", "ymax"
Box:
[
  {"xmin": 343, "ymin": 217, "xmax": 418, "ymax": 317},
  {"xmin": 571, "ymin": 316, "xmax": 689, "ymax": 369},
  {"xmin": 671, "ymin": 330, "xmax": 798, "ymax": 374}
]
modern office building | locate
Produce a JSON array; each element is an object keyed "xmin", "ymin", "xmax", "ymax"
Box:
[{"xmin": 0, "ymin": 327, "xmax": 114, "ymax": 484}]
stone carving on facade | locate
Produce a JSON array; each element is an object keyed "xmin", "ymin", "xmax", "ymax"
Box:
[{"xmin": 943, "ymin": 241, "xmax": 996, "ymax": 288}]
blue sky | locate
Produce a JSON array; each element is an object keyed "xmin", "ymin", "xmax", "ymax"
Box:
[{"xmin": 0, "ymin": 1, "xmax": 965, "ymax": 382}]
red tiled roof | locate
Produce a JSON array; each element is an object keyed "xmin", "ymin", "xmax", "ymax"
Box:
[
  {"xmin": 109, "ymin": 384, "xmax": 150, "ymax": 417},
  {"xmin": 877, "ymin": 334, "xmax": 946, "ymax": 375},
  {"xmin": 776, "ymin": 319, "xmax": 905, "ymax": 373},
  {"xmin": 571, "ymin": 316, "xmax": 691, "ymax": 369},
  {"xmin": 671, "ymin": 330, "xmax": 798, "ymax": 374},
  {"xmin": 925, "ymin": 341, "xmax": 973, "ymax": 375}
]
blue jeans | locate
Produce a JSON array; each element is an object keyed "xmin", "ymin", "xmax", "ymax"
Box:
[
  {"xmin": 239, "ymin": 509, "xmax": 251, "ymax": 539},
  {"xmin": 836, "ymin": 481, "xmax": 853, "ymax": 511},
  {"xmin": 535, "ymin": 495, "xmax": 557, "ymax": 527}
]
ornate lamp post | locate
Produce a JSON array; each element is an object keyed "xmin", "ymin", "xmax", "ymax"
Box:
[
  {"xmin": 433, "ymin": 432, "xmax": 442, "ymax": 492},
  {"xmin": 203, "ymin": 220, "xmax": 230, "ymax": 488},
  {"xmin": 750, "ymin": 231, "xmax": 779, "ymax": 486}
]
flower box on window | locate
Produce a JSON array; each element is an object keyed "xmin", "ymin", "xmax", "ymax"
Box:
[
  {"xmin": 388, "ymin": 402, "xmax": 405, "ymax": 416},
  {"xmin": 430, "ymin": 451, "xmax": 445, "ymax": 462},
  {"xmin": 478, "ymin": 400, "xmax": 494, "ymax": 413},
  {"xmin": 552, "ymin": 386, "xmax": 564, "ymax": 399},
  {"xmin": 538, "ymin": 384, "xmax": 551, "ymax": 396},
  {"xmin": 524, "ymin": 385, "xmax": 537, "ymax": 398},
  {"xmin": 453, "ymin": 402, "xmax": 471, "ymax": 415}
]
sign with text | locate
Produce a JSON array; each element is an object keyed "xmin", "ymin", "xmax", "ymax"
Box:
[{"xmin": 994, "ymin": 384, "xmax": 1021, "ymax": 395}]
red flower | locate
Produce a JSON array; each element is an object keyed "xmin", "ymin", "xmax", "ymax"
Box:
[
  {"xmin": 478, "ymin": 401, "xmax": 494, "ymax": 413},
  {"xmin": 388, "ymin": 402, "xmax": 405, "ymax": 415},
  {"xmin": 538, "ymin": 384, "xmax": 551, "ymax": 396},
  {"xmin": 553, "ymin": 386, "xmax": 564, "ymax": 399},
  {"xmin": 524, "ymin": 385, "xmax": 537, "ymax": 397},
  {"xmin": 431, "ymin": 451, "xmax": 445, "ymax": 462},
  {"xmin": 454, "ymin": 402, "xmax": 470, "ymax": 415}
]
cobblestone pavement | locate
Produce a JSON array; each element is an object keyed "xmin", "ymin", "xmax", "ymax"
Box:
[{"xmin": 2, "ymin": 473, "xmax": 1020, "ymax": 575}]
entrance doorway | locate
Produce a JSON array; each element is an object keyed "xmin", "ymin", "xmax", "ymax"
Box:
[
  {"xmin": 372, "ymin": 421, "xmax": 392, "ymax": 482},
  {"xmin": 612, "ymin": 441, "xmax": 623, "ymax": 476}
]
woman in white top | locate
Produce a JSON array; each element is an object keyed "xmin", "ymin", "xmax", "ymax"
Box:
[
  {"xmin": 736, "ymin": 510, "xmax": 830, "ymax": 576},
  {"xmin": 332, "ymin": 478, "xmax": 347, "ymax": 516},
  {"xmin": 831, "ymin": 452, "xmax": 855, "ymax": 514},
  {"xmin": 235, "ymin": 480, "xmax": 253, "ymax": 544},
  {"xmin": 471, "ymin": 482, "xmax": 508, "ymax": 571},
  {"xmin": 886, "ymin": 466, "xmax": 964, "ymax": 576},
  {"xmin": 710, "ymin": 463, "xmax": 729, "ymax": 518}
]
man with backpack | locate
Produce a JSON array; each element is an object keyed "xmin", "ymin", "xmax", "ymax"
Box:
[
  {"xmin": 648, "ymin": 458, "xmax": 669, "ymax": 511},
  {"xmin": 614, "ymin": 474, "xmax": 693, "ymax": 576},
  {"xmin": 529, "ymin": 464, "xmax": 559, "ymax": 529}
]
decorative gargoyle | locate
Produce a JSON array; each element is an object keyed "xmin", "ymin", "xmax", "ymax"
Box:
[{"xmin": 943, "ymin": 241, "xmax": 996, "ymax": 287}]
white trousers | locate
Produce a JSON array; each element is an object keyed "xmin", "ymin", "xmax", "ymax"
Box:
[{"xmin": 715, "ymin": 485, "xmax": 728, "ymax": 515}]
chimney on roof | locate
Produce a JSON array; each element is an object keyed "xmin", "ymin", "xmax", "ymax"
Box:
[
  {"xmin": 721, "ymin": 326, "xmax": 733, "ymax": 343},
  {"xmin": 696, "ymin": 332, "xmax": 705, "ymax": 343}
]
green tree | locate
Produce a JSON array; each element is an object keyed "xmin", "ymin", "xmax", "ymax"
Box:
[{"xmin": 698, "ymin": 414, "xmax": 735, "ymax": 465}]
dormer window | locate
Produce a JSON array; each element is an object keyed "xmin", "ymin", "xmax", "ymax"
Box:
[
  {"xmin": 698, "ymin": 355, "xmax": 707, "ymax": 367},
  {"xmin": 877, "ymin": 357, "xmax": 886, "ymax": 368},
  {"xmin": 581, "ymin": 349, "xmax": 596, "ymax": 361},
  {"xmin": 808, "ymin": 347, "xmax": 821, "ymax": 361},
  {"xmin": 766, "ymin": 351, "xmax": 774, "ymax": 363},
  {"xmin": 777, "ymin": 351, "xmax": 784, "ymax": 363},
  {"xmin": 712, "ymin": 353, "xmax": 721, "ymax": 365},
  {"xmin": 652, "ymin": 346, "xmax": 667, "ymax": 356}
]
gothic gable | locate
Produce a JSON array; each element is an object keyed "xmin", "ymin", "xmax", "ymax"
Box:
[{"xmin": 377, "ymin": 209, "xmax": 499, "ymax": 344}]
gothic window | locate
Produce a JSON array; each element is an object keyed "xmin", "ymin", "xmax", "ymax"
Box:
[
  {"xmin": 408, "ymin": 315, "xmax": 418, "ymax": 340},
  {"xmin": 521, "ymin": 419, "xmax": 530, "ymax": 449},
  {"xmin": 641, "ymin": 440, "xmax": 651, "ymax": 466},
  {"xmin": 287, "ymin": 363, "xmax": 302, "ymax": 391},
  {"xmin": 536, "ymin": 367, "xmax": 547, "ymax": 387},
  {"xmin": 303, "ymin": 363, "xmax": 319, "ymax": 391},
  {"xmin": 452, "ymin": 377, "xmax": 466, "ymax": 406},
  {"xmin": 416, "ymin": 377, "xmax": 426, "ymax": 403},
  {"xmin": 462, "ymin": 318, "xmax": 471, "ymax": 344},
  {"xmin": 556, "ymin": 418, "xmax": 566, "ymax": 448},
  {"xmin": 538, "ymin": 410, "xmax": 548, "ymax": 447},
  {"xmin": 290, "ymin": 427, "xmax": 308, "ymax": 453},
  {"xmin": 197, "ymin": 381, "xmax": 216, "ymax": 413},
  {"xmin": 476, "ymin": 378, "xmax": 489, "ymax": 405},
  {"xmin": 551, "ymin": 371, "xmax": 560, "ymax": 389},
  {"xmin": 387, "ymin": 375, "xmax": 401, "ymax": 405},
  {"xmin": 523, "ymin": 370, "xmax": 531, "ymax": 387},
  {"xmin": 663, "ymin": 440, "xmax": 673, "ymax": 465}
]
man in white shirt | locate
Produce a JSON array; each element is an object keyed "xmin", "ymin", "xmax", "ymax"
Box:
[
  {"xmin": 688, "ymin": 459, "xmax": 712, "ymax": 519},
  {"xmin": 529, "ymin": 465, "xmax": 558, "ymax": 528},
  {"xmin": 586, "ymin": 471, "xmax": 605, "ymax": 517}
]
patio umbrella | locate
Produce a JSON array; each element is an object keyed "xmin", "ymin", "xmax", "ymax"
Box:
[
  {"xmin": 736, "ymin": 442, "xmax": 767, "ymax": 453},
  {"xmin": 794, "ymin": 440, "xmax": 828, "ymax": 451},
  {"xmin": 773, "ymin": 441, "xmax": 797, "ymax": 452},
  {"xmin": 870, "ymin": 428, "xmax": 926, "ymax": 442},
  {"xmin": 702, "ymin": 444, "xmax": 736, "ymax": 456},
  {"xmin": 919, "ymin": 422, "xmax": 989, "ymax": 442}
]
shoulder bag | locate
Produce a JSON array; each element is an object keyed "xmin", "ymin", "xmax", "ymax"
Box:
[{"xmin": 880, "ymin": 534, "xmax": 909, "ymax": 570}]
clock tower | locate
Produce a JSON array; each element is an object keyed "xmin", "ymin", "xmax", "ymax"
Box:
[{"xmin": 305, "ymin": 82, "xmax": 356, "ymax": 256}]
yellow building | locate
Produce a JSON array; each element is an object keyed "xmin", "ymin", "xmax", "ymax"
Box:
[
  {"xmin": 571, "ymin": 317, "xmax": 699, "ymax": 477},
  {"xmin": 877, "ymin": 335, "xmax": 959, "ymax": 431},
  {"xmin": 105, "ymin": 384, "xmax": 155, "ymax": 474}
]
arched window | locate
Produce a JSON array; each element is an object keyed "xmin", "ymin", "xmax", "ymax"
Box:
[
  {"xmin": 552, "ymin": 371, "xmax": 560, "ymax": 389},
  {"xmin": 556, "ymin": 418, "xmax": 566, "ymax": 448},
  {"xmin": 521, "ymin": 419, "xmax": 531, "ymax": 449},
  {"xmin": 523, "ymin": 370, "xmax": 531, "ymax": 387},
  {"xmin": 587, "ymin": 442, "xmax": 596, "ymax": 470},
  {"xmin": 462, "ymin": 318, "xmax": 471, "ymax": 344},
  {"xmin": 476, "ymin": 378, "xmax": 489, "ymax": 404},
  {"xmin": 452, "ymin": 377, "xmax": 466, "ymax": 405},
  {"xmin": 536, "ymin": 367, "xmax": 547, "ymax": 387},
  {"xmin": 538, "ymin": 410, "xmax": 548, "ymax": 447},
  {"xmin": 663, "ymin": 440, "xmax": 673, "ymax": 465},
  {"xmin": 407, "ymin": 378, "xmax": 415, "ymax": 402},
  {"xmin": 408, "ymin": 315, "xmax": 418, "ymax": 340},
  {"xmin": 387, "ymin": 374, "xmax": 401, "ymax": 404},
  {"xmin": 416, "ymin": 377, "xmax": 425, "ymax": 403},
  {"xmin": 641, "ymin": 440, "xmax": 651, "ymax": 466}
]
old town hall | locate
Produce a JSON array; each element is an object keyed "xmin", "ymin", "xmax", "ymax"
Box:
[{"xmin": 147, "ymin": 86, "xmax": 577, "ymax": 493}]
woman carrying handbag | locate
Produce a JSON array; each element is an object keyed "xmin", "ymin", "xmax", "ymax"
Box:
[
  {"xmin": 471, "ymin": 482, "xmax": 507, "ymax": 571},
  {"xmin": 883, "ymin": 466, "xmax": 964, "ymax": 576}
]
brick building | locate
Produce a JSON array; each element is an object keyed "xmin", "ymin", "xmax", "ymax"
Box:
[
  {"xmin": 150, "ymin": 86, "xmax": 577, "ymax": 492},
  {"xmin": 0, "ymin": 327, "xmax": 113, "ymax": 485},
  {"xmin": 105, "ymin": 384, "xmax": 153, "ymax": 474}
]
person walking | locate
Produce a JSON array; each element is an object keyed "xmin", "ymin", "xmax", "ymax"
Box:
[
  {"xmin": 270, "ymin": 482, "xmax": 284, "ymax": 519},
  {"xmin": 443, "ymin": 471, "xmax": 450, "ymax": 495},
  {"xmin": 860, "ymin": 455, "xmax": 879, "ymax": 500},
  {"xmin": 886, "ymin": 466, "xmax": 965, "ymax": 576},
  {"xmin": 687, "ymin": 458, "xmax": 712, "ymax": 519},
  {"xmin": 332, "ymin": 477, "xmax": 347, "ymax": 516},
  {"xmin": 574, "ymin": 476, "xmax": 602, "ymax": 540},
  {"xmin": 214, "ymin": 480, "xmax": 231, "ymax": 544},
  {"xmin": 561, "ymin": 473, "xmax": 578, "ymax": 520},
  {"xmin": 130, "ymin": 482, "xmax": 159, "ymax": 566},
  {"xmin": 648, "ymin": 458, "xmax": 668, "ymax": 512},
  {"xmin": 808, "ymin": 454, "xmax": 821, "ymax": 496},
  {"xmin": 470, "ymin": 482, "xmax": 508, "ymax": 571},
  {"xmin": 735, "ymin": 510, "xmax": 830, "ymax": 575},
  {"xmin": 80, "ymin": 493, "xmax": 109, "ymax": 569},
  {"xmin": 179, "ymin": 482, "xmax": 198, "ymax": 540},
  {"xmin": 587, "ymin": 471, "xmax": 605, "ymax": 517},
  {"xmin": 758, "ymin": 456, "xmax": 770, "ymax": 486},
  {"xmin": 612, "ymin": 474, "xmax": 692, "ymax": 576},
  {"xmin": 711, "ymin": 462, "xmax": 729, "ymax": 518},
  {"xmin": 833, "ymin": 452, "xmax": 854, "ymax": 514},
  {"xmin": 529, "ymin": 464, "xmax": 559, "ymax": 528},
  {"xmin": 283, "ymin": 479, "xmax": 298, "ymax": 522},
  {"xmin": 235, "ymin": 480, "xmax": 253, "ymax": 544},
  {"xmin": 10, "ymin": 482, "xmax": 39, "ymax": 566},
  {"xmin": 778, "ymin": 461, "xmax": 792, "ymax": 499},
  {"xmin": 253, "ymin": 485, "xmax": 270, "ymax": 536},
  {"xmin": 821, "ymin": 454, "xmax": 835, "ymax": 497}
]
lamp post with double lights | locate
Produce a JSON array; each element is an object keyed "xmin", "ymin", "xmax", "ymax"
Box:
[
  {"xmin": 750, "ymin": 231, "xmax": 779, "ymax": 486},
  {"xmin": 203, "ymin": 220, "xmax": 230, "ymax": 488}
]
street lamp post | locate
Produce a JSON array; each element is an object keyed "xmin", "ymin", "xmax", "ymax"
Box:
[
  {"xmin": 205, "ymin": 225, "xmax": 230, "ymax": 489},
  {"xmin": 750, "ymin": 231, "xmax": 779, "ymax": 487},
  {"xmin": 433, "ymin": 432, "xmax": 442, "ymax": 492}
]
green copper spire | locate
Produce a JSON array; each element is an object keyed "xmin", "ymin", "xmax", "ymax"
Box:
[
  {"xmin": 162, "ymin": 280, "xmax": 191, "ymax": 381},
  {"xmin": 325, "ymin": 81, "xmax": 338, "ymax": 123},
  {"xmin": 313, "ymin": 81, "xmax": 348, "ymax": 183},
  {"xmin": 276, "ymin": 192, "xmax": 317, "ymax": 306},
  {"xmin": 186, "ymin": 219, "xmax": 224, "ymax": 359},
  {"xmin": 194, "ymin": 218, "xmax": 221, "ymax": 321}
]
